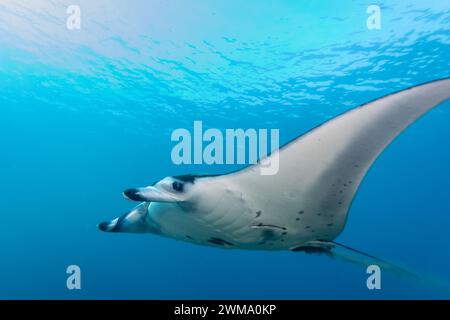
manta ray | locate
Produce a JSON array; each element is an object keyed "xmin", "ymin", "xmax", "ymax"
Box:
[{"xmin": 99, "ymin": 78, "xmax": 450, "ymax": 273}]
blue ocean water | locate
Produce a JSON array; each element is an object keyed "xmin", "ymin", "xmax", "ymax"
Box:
[{"xmin": 0, "ymin": 0, "xmax": 450, "ymax": 299}]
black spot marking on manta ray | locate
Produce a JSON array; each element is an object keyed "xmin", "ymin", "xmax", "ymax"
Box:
[
  {"xmin": 305, "ymin": 226, "xmax": 311, "ymax": 229},
  {"xmin": 282, "ymin": 231, "xmax": 287, "ymax": 235},
  {"xmin": 338, "ymin": 202, "xmax": 342, "ymax": 205},
  {"xmin": 295, "ymin": 218, "xmax": 300, "ymax": 221},
  {"xmin": 252, "ymin": 223, "xmax": 287, "ymax": 230},
  {"xmin": 208, "ymin": 237, "xmax": 234, "ymax": 246},
  {"xmin": 327, "ymin": 223, "xmax": 334, "ymax": 227},
  {"xmin": 317, "ymin": 213, "xmax": 322, "ymax": 216},
  {"xmin": 298, "ymin": 210, "xmax": 304, "ymax": 214},
  {"xmin": 255, "ymin": 210, "xmax": 262, "ymax": 218},
  {"xmin": 185, "ymin": 235, "xmax": 193, "ymax": 240}
]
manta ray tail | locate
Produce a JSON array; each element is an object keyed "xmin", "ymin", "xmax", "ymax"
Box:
[
  {"xmin": 328, "ymin": 241, "xmax": 416, "ymax": 278},
  {"xmin": 293, "ymin": 240, "xmax": 450, "ymax": 293},
  {"xmin": 292, "ymin": 240, "xmax": 414, "ymax": 277}
]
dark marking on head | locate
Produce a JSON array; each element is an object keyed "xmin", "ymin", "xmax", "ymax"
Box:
[
  {"xmin": 173, "ymin": 173, "xmax": 221, "ymax": 184},
  {"xmin": 255, "ymin": 210, "xmax": 262, "ymax": 218},
  {"xmin": 173, "ymin": 174, "xmax": 196, "ymax": 183}
]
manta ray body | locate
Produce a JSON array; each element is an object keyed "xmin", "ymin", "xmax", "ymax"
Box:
[{"xmin": 99, "ymin": 78, "xmax": 450, "ymax": 270}]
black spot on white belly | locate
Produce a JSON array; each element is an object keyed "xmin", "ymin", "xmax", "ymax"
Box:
[
  {"xmin": 208, "ymin": 237, "xmax": 234, "ymax": 246},
  {"xmin": 252, "ymin": 223, "xmax": 286, "ymax": 230}
]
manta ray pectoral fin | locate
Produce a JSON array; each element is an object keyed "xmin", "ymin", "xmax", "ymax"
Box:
[
  {"xmin": 123, "ymin": 186, "xmax": 182, "ymax": 202},
  {"xmin": 229, "ymin": 77, "xmax": 450, "ymax": 237}
]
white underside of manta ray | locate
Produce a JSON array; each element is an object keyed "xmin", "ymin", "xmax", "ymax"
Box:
[{"xmin": 99, "ymin": 78, "xmax": 450, "ymax": 273}]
